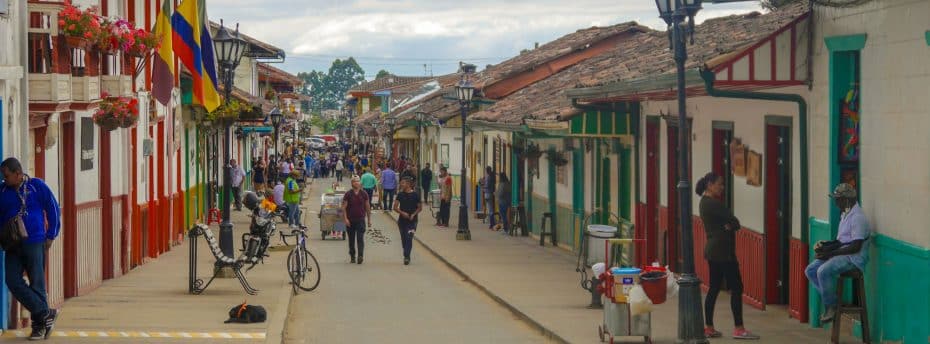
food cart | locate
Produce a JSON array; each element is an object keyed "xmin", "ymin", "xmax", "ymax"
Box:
[{"xmin": 318, "ymin": 187, "xmax": 347, "ymax": 240}]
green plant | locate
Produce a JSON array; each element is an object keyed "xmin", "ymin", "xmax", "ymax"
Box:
[
  {"xmin": 205, "ymin": 99, "xmax": 244, "ymax": 124},
  {"xmin": 58, "ymin": 1, "xmax": 101, "ymax": 40}
]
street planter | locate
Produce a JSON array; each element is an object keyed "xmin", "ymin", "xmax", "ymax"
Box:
[
  {"xmin": 64, "ymin": 36, "xmax": 90, "ymax": 49},
  {"xmin": 94, "ymin": 95, "xmax": 139, "ymax": 131}
]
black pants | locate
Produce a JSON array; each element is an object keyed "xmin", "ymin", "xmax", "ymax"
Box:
[
  {"xmin": 438, "ymin": 199, "xmax": 451, "ymax": 225},
  {"xmin": 347, "ymin": 219, "xmax": 366, "ymax": 258},
  {"xmin": 705, "ymin": 260, "xmax": 744, "ymax": 327},
  {"xmin": 421, "ymin": 183, "xmax": 430, "ymax": 202},
  {"xmin": 382, "ymin": 188, "xmax": 396, "ymax": 210},
  {"xmin": 232, "ymin": 186, "xmax": 242, "ymax": 210},
  {"xmin": 336, "ymin": 170, "xmax": 343, "ymax": 182},
  {"xmin": 397, "ymin": 220, "xmax": 416, "ymax": 258}
]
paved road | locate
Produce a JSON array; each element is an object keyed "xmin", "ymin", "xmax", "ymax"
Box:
[{"xmin": 283, "ymin": 178, "xmax": 551, "ymax": 344}]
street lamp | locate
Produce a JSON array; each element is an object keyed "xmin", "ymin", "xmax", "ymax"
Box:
[
  {"xmin": 270, "ymin": 107, "xmax": 283, "ymax": 163},
  {"xmin": 416, "ymin": 111, "xmax": 426, "ymax": 194},
  {"xmin": 654, "ymin": 1, "xmax": 707, "ymax": 343},
  {"xmin": 385, "ymin": 116, "xmax": 396, "ymax": 161},
  {"xmin": 213, "ymin": 20, "xmax": 248, "ymax": 257},
  {"xmin": 455, "ymin": 63, "xmax": 476, "ymax": 240}
]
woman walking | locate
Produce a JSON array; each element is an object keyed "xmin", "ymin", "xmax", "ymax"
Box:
[
  {"xmin": 496, "ymin": 172, "xmax": 511, "ymax": 233},
  {"xmin": 696, "ymin": 172, "xmax": 759, "ymax": 340},
  {"xmin": 393, "ymin": 177, "xmax": 421, "ymax": 265}
]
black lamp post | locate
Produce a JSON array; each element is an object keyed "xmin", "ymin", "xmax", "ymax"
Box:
[
  {"xmin": 270, "ymin": 107, "xmax": 283, "ymax": 163},
  {"xmin": 455, "ymin": 63, "xmax": 476, "ymax": 240},
  {"xmin": 213, "ymin": 20, "xmax": 248, "ymax": 257},
  {"xmin": 654, "ymin": 0, "xmax": 707, "ymax": 343},
  {"xmin": 416, "ymin": 111, "xmax": 425, "ymax": 194},
  {"xmin": 386, "ymin": 117, "xmax": 396, "ymax": 161}
]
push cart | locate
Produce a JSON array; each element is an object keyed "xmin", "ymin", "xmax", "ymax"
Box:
[
  {"xmin": 318, "ymin": 189, "xmax": 346, "ymax": 240},
  {"xmin": 597, "ymin": 238, "xmax": 652, "ymax": 344}
]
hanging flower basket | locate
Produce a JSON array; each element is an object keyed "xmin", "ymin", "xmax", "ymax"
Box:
[
  {"xmin": 59, "ymin": 1, "xmax": 100, "ymax": 49},
  {"xmin": 93, "ymin": 94, "xmax": 139, "ymax": 131},
  {"xmin": 65, "ymin": 35, "xmax": 90, "ymax": 49},
  {"xmin": 94, "ymin": 116, "xmax": 121, "ymax": 131},
  {"xmin": 524, "ymin": 144, "xmax": 542, "ymax": 160},
  {"xmin": 120, "ymin": 115, "xmax": 138, "ymax": 128}
]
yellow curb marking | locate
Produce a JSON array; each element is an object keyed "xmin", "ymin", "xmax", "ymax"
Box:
[{"xmin": 1, "ymin": 330, "xmax": 266, "ymax": 339}]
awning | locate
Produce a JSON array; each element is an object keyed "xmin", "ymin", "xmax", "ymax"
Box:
[
  {"xmin": 240, "ymin": 126, "xmax": 273, "ymax": 133},
  {"xmin": 393, "ymin": 126, "xmax": 418, "ymax": 140}
]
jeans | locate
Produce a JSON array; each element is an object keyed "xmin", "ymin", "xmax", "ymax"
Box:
[
  {"xmin": 286, "ymin": 203, "xmax": 300, "ymax": 226},
  {"xmin": 499, "ymin": 204, "xmax": 510, "ymax": 232},
  {"xmin": 232, "ymin": 186, "xmax": 242, "ymax": 210},
  {"xmin": 705, "ymin": 260, "xmax": 744, "ymax": 327},
  {"xmin": 5, "ymin": 242, "xmax": 50, "ymax": 326},
  {"xmin": 383, "ymin": 188, "xmax": 396, "ymax": 210},
  {"xmin": 421, "ymin": 184, "xmax": 430, "ymax": 202},
  {"xmin": 438, "ymin": 199, "xmax": 451, "ymax": 226},
  {"xmin": 363, "ymin": 188, "xmax": 374, "ymax": 208},
  {"xmin": 805, "ymin": 257, "xmax": 857, "ymax": 307},
  {"xmin": 347, "ymin": 218, "xmax": 366, "ymax": 258},
  {"xmin": 485, "ymin": 197, "xmax": 495, "ymax": 228},
  {"xmin": 336, "ymin": 170, "xmax": 343, "ymax": 182},
  {"xmin": 397, "ymin": 220, "xmax": 416, "ymax": 258}
]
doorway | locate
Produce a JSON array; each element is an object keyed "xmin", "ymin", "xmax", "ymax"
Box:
[
  {"xmin": 644, "ymin": 118, "xmax": 660, "ymax": 265},
  {"xmin": 765, "ymin": 118, "xmax": 792, "ymax": 304},
  {"xmin": 711, "ymin": 122, "xmax": 734, "ymax": 209},
  {"xmin": 62, "ymin": 120, "xmax": 77, "ymax": 298}
]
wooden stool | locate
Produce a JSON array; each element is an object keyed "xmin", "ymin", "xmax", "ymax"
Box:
[
  {"xmin": 832, "ymin": 269, "xmax": 870, "ymax": 343},
  {"xmin": 539, "ymin": 212, "xmax": 555, "ymax": 246}
]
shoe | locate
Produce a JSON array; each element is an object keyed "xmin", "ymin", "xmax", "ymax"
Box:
[
  {"xmin": 350, "ymin": 256, "xmax": 356, "ymax": 263},
  {"xmin": 404, "ymin": 257, "xmax": 410, "ymax": 265},
  {"xmin": 820, "ymin": 306, "xmax": 837, "ymax": 323},
  {"xmin": 704, "ymin": 327, "xmax": 722, "ymax": 338},
  {"xmin": 357, "ymin": 257, "xmax": 363, "ymax": 265},
  {"xmin": 44, "ymin": 309, "xmax": 58, "ymax": 339},
  {"xmin": 28, "ymin": 327, "xmax": 45, "ymax": 341},
  {"xmin": 732, "ymin": 328, "xmax": 760, "ymax": 340}
]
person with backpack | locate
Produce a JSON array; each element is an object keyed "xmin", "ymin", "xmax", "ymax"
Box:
[
  {"xmin": 0, "ymin": 158, "xmax": 60, "ymax": 340},
  {"xmin": 393, "ymin": 177, "xmax": 421, "ymax": 265}
]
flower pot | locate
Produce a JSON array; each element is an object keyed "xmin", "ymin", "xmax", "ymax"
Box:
[
  {"xmin": 65, "ymin": 36, "xmax": 89, "ymax": 49},
  {"xmin": 120, "ymin": 116, "xmax": 138, "ymax": 128},
  {"xmin": 94, "ymin": 116, "xmax": 120, "ymax": 131}
]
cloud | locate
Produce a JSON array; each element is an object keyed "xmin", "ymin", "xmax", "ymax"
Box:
[{"xmin": 208, "ymin": 0, "xmax": 760, "ymax": 77}]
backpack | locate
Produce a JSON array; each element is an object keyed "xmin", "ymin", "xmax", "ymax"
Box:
[{"xmin": 224, "ymin": 303, "xmax": 267, "ymax": 324}]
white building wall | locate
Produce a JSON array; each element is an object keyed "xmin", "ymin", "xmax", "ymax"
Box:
[
  {"xmin": 808, "ymin": 0, "xmax": 930, "ymax": 246},
  {"xmin": 75, "ymin": 111, "xmax": 101, "ymax": 204},
  {"xmin": 640, "ymin": 86, "xmax": 807, "ymax": 237},
  {"xmin": 439, "ymin": 127, "xmax": 462, "ymax": 174},
  {"xmin": 0, "ymin": 0, "xmax": 26, "ymax": 160}
]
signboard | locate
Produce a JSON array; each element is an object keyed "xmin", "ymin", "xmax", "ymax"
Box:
[
  {"xmin": 80, "ymin": 117, "xmax": 94, "ymax": 170},
  {"xmin": 730, "ymin": 138, "xmax": 746, "ymax": 177}
]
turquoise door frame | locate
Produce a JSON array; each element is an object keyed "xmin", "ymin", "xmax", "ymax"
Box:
[
  {"xmin": 547, "ymin": 146, "xmax": 557, "ymax": 242},
  {"xmin": 572, "ymin": 146, "xmax": 584, "ymax": 248},
  {"xmin": 0, "ymin": 99, "xmax": 8, "ymax": 329}
]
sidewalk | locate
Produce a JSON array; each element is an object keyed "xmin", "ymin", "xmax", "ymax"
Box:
[
  {"xmin": 0, "ymin": 186, "xmax": 318, "ymax": 343},
  {"xmin": 387, "ymin": 206, "xmax": 846, "ymax": 344}
]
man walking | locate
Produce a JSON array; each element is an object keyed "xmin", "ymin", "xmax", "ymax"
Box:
[
  {"xmin": 0, "ymin": 158, "xmax": 60, "ymax": 340},
  {"xmin": 420, "ymin": 163, "xmax": 433, "ymax": 203},
  {"xmin": 437, "ymin": 166, "xmax": 452, "ymax": 228},
  {"xmin": 805, "ymin": 183, "xmax": 870, "ymax": 324},
  {"xmin": 335, "ymin": 157, "xmax": 345, "ymax": 183},
  {"xmin": 342, "ymin": 176, "xmax": 371, "ymax": 264},
  {"xmin": 379, "ymin": 166, "xmax": 397, "ymax": 211},
  {"xmin": 230, "ymin": 159, "xmax": 246, "ymax": 211},
  {"xmin": 360, "ymin": 169, "xmax": 377, "ymax": 208}
]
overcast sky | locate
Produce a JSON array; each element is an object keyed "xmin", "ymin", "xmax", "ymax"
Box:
[{"xmin": 207, "ymin": 0, "xmax": 761, "ymax": 79}]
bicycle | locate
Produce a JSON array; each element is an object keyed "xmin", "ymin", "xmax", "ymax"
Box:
[{"xmin": 279, "ymin": 224, "xmax": 322, "ymax": 294}]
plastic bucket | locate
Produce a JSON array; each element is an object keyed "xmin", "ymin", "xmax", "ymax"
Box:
[
  {"xmin": 610, "ymin": 267, "xmax": 641, "ymax": 303},
  {"xmin": 640, "ymin": 271, "xmax": 668, "ymax": 304},
  {"xmin": 586, "ymin": 225, "xmax": 618, "ymax": 266}
]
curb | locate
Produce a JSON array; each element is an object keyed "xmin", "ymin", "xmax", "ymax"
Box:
[{"xmin": 383, "ymin": 212, "xmax": 571, "ymax": 344}]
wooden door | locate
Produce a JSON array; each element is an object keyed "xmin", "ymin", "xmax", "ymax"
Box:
[
  {"xmin": 765, "ymin": 123, "xmax": 791, "ymax": 304},
  {"xmin": 645, "ymin": 119, "xmax": 659, "ymax": 265}
]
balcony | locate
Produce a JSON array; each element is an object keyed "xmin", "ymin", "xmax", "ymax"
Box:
[
  {"xmin": 72, "ymin": 76, "xmax": 101, "ymax": 102},
  {"xmin": 101, "ymin": 75, "xmax": 132, "ymax": 97},
  {"xmin": 29, "ymin": 73, "xmax": 72, "ymax": 102}
]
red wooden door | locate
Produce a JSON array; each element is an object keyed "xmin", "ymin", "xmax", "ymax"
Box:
[
  {"xmin": 62, "ymin": 121, "xmax": 77, "ymax": 298},
  {"xmin": 666, "ymin": 125, "xmax": 679, "ymax": 271},
  {"xmin": 765, "ymin": 124, "xmax": 791, "ymax": 304},
  {"xmin": 645, "ymin": 120, "xmax": 660, "ymax": 265}
]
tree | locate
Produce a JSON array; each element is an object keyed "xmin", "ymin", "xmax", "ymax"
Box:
[
  {"xmin": 376, "ymin": 69, "xmax": 391, "ymax": 79},
  {"xmin": 297, "ymin": 58, "xmax": 365, "ymax": 114}
]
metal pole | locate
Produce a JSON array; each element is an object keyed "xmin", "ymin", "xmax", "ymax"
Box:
[
  {"xmin": 457, "ymin": 102, "xmax": 470, "ymax": 239},
  {"xmin": 219, "ymin": 68, "xmax": 235, "ymax": 257},
  {"xmin": 672, "ymin": 11, "xmax": 708, "ymax": 344},
  {"xmin": 417, "ymin": 119, "xmax": 422, "ymax": 195}
]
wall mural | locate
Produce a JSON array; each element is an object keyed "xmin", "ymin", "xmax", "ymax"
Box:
[{"xmin": 839, "ymin": 86, "xmax": 860, "ymax": 163}]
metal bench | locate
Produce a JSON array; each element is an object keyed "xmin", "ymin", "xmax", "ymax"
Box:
[{"xmin": 188, "ymin": 224, "xmax": 261, "ymax": 295}]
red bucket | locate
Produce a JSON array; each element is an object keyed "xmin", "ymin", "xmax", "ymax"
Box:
[{"xmin": 640, "ymin": 271, "xmax": 668, "ymax": 304}]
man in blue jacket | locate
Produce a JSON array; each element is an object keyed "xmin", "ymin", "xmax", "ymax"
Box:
[{"xmin": 0, "ymin": 158, "xmax": 60, "ymax": 340}]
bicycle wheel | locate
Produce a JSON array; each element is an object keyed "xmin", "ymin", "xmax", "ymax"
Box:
[{"xmin": 287, "ymin": 246, "xmax": 321, "ymax": 291}]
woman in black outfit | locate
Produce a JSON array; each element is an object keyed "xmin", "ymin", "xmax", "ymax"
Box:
[
  {"xmin": 394, "ymin": 177, "xmax": 421, "ymax": 265},
  {"xmin": 696, "ymin": 172, "xmax": 759, "ymax": 340}
]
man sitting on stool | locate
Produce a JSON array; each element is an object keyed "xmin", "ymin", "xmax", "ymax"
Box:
[{"xmin": 805, "ymin": 183, "xmax": 870, "ymax": 324}]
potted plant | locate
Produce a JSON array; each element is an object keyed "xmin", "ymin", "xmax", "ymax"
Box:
[
  {"xmin": 204, "ymin": 99, "xmax": 243, "ymax": 127},
  {"xmin": 524, "ymin": 143, "xmax": 542, "ymax": 160},
  {"xmin": 125, "ymin": 28, "xmax": 158, "ymax": 57},
  {"xmin": 58, "ymin": 1, "xmax": 101, "ymax": 49},
  {"xmin": 546, "ymin": 149, "xmax": 569, "ymax": 166},
  {"xmin": 93, "ymin": 94, "xmax": 139, "ymax": 131}
]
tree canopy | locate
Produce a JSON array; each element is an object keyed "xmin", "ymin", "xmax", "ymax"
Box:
[
  {"xmin": 297, "ymin": 57, "xmax": 365, "ymax": 114},
  {"xmin": 376, "ymin": 69, "xmax": 391, "ymax": 79}
]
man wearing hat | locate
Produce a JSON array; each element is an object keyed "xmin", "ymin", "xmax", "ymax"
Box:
[{"xmin": 805, "ymin": 183, "xmax": 870, "ymax": 324}]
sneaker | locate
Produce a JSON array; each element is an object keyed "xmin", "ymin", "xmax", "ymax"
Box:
[
  {"xmin": 704, "ymin": 327, "xmax": 722, "ymax": 338},
  {"xmin": 28, "ymin": 327, "xmax": 45, "ymax": 341},
  {"xmin": 820, "ymin": 306, "xmax": 837, "ymax": 324},
  {"xmin": 357, "ymin": 257, "xmax": 364, "ymax": 265},
  {"xmin": 350, "ymin": 256, "xmax": 356, "ymax": 264},
  {"xmin": 404, "ymin": 257, "xmax": 410, "ymax": 265},
  {"xmin": 44, "ymin": 309, "xmax": 58, "ymax": 339},
  {"xmin": 732, "ymin": 328, "xmax": 760, "ymax": 340}
]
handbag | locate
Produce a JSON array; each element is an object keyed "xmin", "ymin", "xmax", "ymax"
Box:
[{"xmin": 1, "ymin": 181, "xmax": 30, "ymax": 251}]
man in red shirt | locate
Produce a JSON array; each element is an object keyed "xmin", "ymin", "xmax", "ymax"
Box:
[
  {"xmin": 342, "ymin": 176, "xmax": 371, "ymax": 264},
  {"xmin": 437, "ymin": 166, "xmax": 453, "ymax": 227}
]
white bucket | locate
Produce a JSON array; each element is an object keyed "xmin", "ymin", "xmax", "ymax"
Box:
[{"xmin": 587, "ymin": 225, "xmax": 618, "ymax": 266}]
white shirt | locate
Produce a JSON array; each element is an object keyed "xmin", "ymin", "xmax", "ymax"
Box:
[
  {"xmin": 231, "ymin": 165, "xmax": 245, "ymax": 187},
  {"xmin": 272, "ymin": 183, "xmax": 285, "ymax": 205},
  {"xmin": 336, "ymin": 160, "xmax": 344, "ymax": 171},
  {"xmin": 281, "ymin": 162, "xmax": 292, "ymax": 174}
]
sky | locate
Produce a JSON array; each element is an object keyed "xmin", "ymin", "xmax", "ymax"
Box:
[{"xmin": 207, "ymin": 0, "xmax": 762, "ymax": 79}]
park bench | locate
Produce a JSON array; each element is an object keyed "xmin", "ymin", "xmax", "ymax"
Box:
[{"xmin": 188, "ymin": 224, "xmax": 261, "ymax": 295}]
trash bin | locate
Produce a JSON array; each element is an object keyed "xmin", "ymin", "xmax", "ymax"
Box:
[
  {"xmin": 587, "ymin": 225, "xmax": 618, "ymax": 266},
  {"xmin": 431, "ymin": 189, "xmax": 441, "ymax": 208},
  {"xmin": 640, "ymin": 271, "xmax": 668, "ymax": 305},
  {"xmin": 610, "ymin": 267, "xmax": 641, "ymax": 303}
]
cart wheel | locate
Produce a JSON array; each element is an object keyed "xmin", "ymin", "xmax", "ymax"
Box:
[{"xmin": 597, "ymin": 325, "xmax": 605, "ymax": 342}]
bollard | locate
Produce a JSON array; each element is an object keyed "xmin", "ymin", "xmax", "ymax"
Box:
[{"xmin": 586, "ymin": 275, "xmax": 604, "ymax": 309}]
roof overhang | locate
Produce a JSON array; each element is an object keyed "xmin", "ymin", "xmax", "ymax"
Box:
[
  {"xmin": 465, "ymin": 119, "xmax": 528, "ymax": 133},
  {"xmin": 566, "ymin": 68, "xmax": 704, "ymax": 102}
]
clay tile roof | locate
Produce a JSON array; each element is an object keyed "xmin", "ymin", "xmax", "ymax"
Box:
[
  {"xmin": 469, "ymin": 2, "xmax": 809, "ymax": 125},
  {"xmin": 258, "ymin": 63, "xmax": 302, "ymax": 86},
  {"xmin": 349, "ymin": 75, "xmax": 436, "ymax": 94},
  {"xmin": 475, "ymin": 22, "xmax": 646, "ymax": 88},
  {"xmin": 209, "ymin": 22, "xmax": 285, "ymax": 60}
]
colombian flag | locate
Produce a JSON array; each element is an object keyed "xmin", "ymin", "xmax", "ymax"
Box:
[
  {"xmin": 171, "ymin": 0, "xmax": 221, "ymax": 112},
  {"xmin": 151, "ymin": 0, "xmax": 173, "ymax": 106}
]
